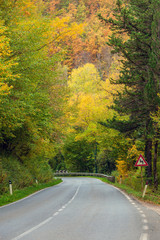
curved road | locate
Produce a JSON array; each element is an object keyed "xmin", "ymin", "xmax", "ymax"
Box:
[{"xmin": 0, "ymin": 177, "xmax": 159, "ymax": 240}]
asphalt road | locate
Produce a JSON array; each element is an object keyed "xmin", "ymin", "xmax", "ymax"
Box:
[{"xmin": 0, "ymin": 177, "xmax": 159, "ymax": 240}]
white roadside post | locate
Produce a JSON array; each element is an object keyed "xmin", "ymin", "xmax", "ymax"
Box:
[
  {"xmin": 9, "ymin": 180, "xmax": 13, "ymax": 195},
  {"xmin": 120, "ymin": 175, "xmax": 122, "ymax": 184},
  {"xmin": 34, "ymin": 177, "xmax": 38, "ymax": 184},
  {"xmin": 142, "ymin": 181, "xmax": 149, "ymax": 198}
]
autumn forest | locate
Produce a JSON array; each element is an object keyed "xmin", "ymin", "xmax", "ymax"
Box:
[{"xmin": 0, "ymin": 0, "xmax": 160, "ymax": 194}]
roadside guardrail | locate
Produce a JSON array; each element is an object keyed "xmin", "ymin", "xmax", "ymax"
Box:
[{"xmin": 54, "ymin": 172, "xmax": 115, "ymax": 183}]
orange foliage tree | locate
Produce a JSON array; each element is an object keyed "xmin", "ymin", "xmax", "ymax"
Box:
[{"xmin": 47, "ymin": 0, "xmax": 116, "ymax": 77}]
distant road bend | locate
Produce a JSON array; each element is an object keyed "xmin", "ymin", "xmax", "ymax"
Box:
[{"xmin": 0, "ymin": 177, "xmax": 160, "ymax": 240}]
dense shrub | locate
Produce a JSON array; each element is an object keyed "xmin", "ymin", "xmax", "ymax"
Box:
[
  {"xmin": 0, "ymin": 156, "xmax": 33, "ymax": 194},
  {"xmin": 24, "ymin": 156, "xmax": 53, "ymax": 183},
  {"xmin": 0, "ymin": 155, "xmax": 53, "ymax": 195}
]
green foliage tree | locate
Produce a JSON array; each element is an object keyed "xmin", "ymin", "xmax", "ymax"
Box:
[
  {"xmin": 64, "ymin": 63, "xmax": 121, "ymax": 174},
  {"xmin": 0, "ymin": 0, "xmax": 69, "ymax": 190},
  {"xmin": 63, "ymin": 135, "xmax": 94, "ymax": 172},
  {"xmin": 150, "ymin": 0, "xmax": 160, "ymax": 189},
  {"xmin": 99, "ymin": 0, "xmax": 160, "ymax": 185}
]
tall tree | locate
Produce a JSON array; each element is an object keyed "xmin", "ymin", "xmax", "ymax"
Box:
[
  {"xmin": 47, "ymin": 0, "xmax": 117, "ymax": 78},
  {"xmin": 99, "ymin": 0, "xmax": 160, "ymax": 183},
  {"xmin": 65, "ymin": 63, "xmax": 120, "ymax": 173},
  {"xmin": 0, "ymin": 0, "xmax": 68, "ymax": 164},
  {"xmin": 0, "ymin": 19, "xmax": 19, "ymax": 142},
  {"xmin": 151, "ymin": 0, "xmax": 160, "ymax": 189}
]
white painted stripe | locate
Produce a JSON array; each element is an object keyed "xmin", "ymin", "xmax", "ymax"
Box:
[
  {"xmin": 140, "ymin": 233, "xmax": 148, "ymax": 240},
  {"xmin": 143, "ymin": 225, "xmax": 149, "ymax": 230},
  {"xmin": 106, "ymin": 183, "xmax": 150, "ymax": 240},
  {"xmin": 112, "ymin": 186, "xmax": 139, "ymax": 208},
  {"xmin": 53, "ymin": 212, "xmax": 59, "ymax": 216},
  {"xmin": 142, "ymin": 219, "xmax": 148, "ymax": 224},
  {"xmin": 11, "ymin": 184, "xmax": 81, "ymax": 240},
  {"xmin": 0, "ymin": 189, "xmax": 45, "ymax": 209},
  {"xmin": 0, "ymin": 181, "xmax": 63, "ymax": 209},
  {"xmin": 12, "ymin": 217, "xmax": 53, "ymax": 240}
]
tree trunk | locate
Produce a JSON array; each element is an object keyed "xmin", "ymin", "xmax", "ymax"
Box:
[
  {"xmin": 153, "ymin": 140, "xmax": 158, "ymax": 190},
  {"xmin": 145, "ymin": 138, "xmax": 152, "ymax": 184}
]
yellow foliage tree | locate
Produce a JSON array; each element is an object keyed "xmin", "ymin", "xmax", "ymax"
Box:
[
  {"xmin": 68, "ymin": 63, "xmax": 101, "ymax": 94},
  {"xmin": 49, "ymin": 16, "xmax": 84, "ymax": 66},
  {"xmin": 66, "ymin": 63, "xmax": 118, "ymax": 145},
  {"xmin": 0, "ymin": 21, "xmax": 16, "ymax": 98},
  {"xmin": 126, "ymin": 144, "xmax": 142, "ymax": 170},
  {"xmin": 116, "ymin": 159, "xmax": 128, "ymax": 178},
  {"xmin": 116, "ymin": 143, "xmax": 142, "ymax": 180}
]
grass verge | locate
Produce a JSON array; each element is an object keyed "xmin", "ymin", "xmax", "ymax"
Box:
[
  {"xmin": 96, "ymin": 177, "xmax": 160, "ymax": 205},
  {"xmin": 0, "ymin": 178, "xmax": 62, "ymax": 207}
]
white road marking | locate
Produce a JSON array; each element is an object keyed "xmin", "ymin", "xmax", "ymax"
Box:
[
  {"xmin": 140, "ymin": 233, "xmax": 148, "ymax": 240},
  {"xmin": 0, "ymin": 181, "xmax": 64, "ymax": 209},
  {"xmin": 12, "ymin": 217, "xmax": 53, "ymax": 240},
  {"xmin": 53, "ymin": 212, "xmax": 59, "ymax": 216},
  {"xmin": 143, "ymin": 225, "xmax": 149, "ymax": 230},
  {"xmin": 11, "ymin": 184, "xmax": 81, "ymax": 240},
  {"xmin": 139, "ymin": 210, "xmax": 144, "ymax": 213},
  {"xmin": 142, "ymin": 219, "xmax": 148, "ymax": 224},
  {"xmin": 110, "ymin": 183, "xmax": 150, "ymax": 240}
]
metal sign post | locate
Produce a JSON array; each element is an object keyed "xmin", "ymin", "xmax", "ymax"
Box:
[
  {"xmin": 141, "ymin": 166, "xmax": 143, "ymax": 192},
  {"xmin": 135, "ymin": 155, "xmax": 148, "ymax": 194}
]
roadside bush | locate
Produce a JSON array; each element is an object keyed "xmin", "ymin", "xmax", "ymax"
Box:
[
  {"xmin": 0, "ymin": 156, "xmax": 33, "ymax": 194},
  {"xmin": 114, "ymin": 168, "xmax": 147, "ymax": 192},
  {"xmin": 122, "ymin": 170, "xmax": 142, "ymax": 192},
  {"xmin": 0, "ymin": 154, "xmax": 54, "ymax": 195},
  {"xmin": 25, "ymin": 156, "xmax": 53, "ymax": 183}
]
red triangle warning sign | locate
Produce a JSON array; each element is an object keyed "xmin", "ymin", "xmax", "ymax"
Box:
[{"xmin": 135, "ymin": 154, "xmax": 148, "ymax": 167}]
